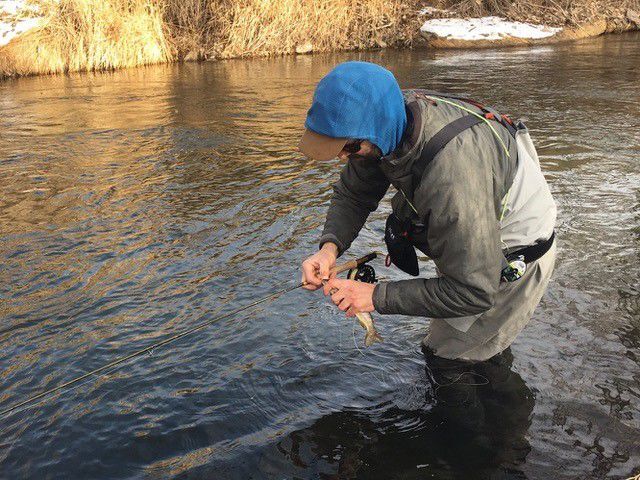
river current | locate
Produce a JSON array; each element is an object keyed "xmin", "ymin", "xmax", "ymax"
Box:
[{"xmin": 1, "ymin": 32, "xmax": 639, "ymax": 479}]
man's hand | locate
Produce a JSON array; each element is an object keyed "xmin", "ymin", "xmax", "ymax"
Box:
[
  {"xmin": 323, "ymin": 278, "xmax": 375, "ymax": 317},
  {"xmin": 301, "ymin": 243, "xmax": 338, "ymax": 290}
]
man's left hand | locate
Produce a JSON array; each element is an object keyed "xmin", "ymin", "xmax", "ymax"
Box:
[{"xmin": 323, "ymin": 279, "xmax": 375, "ymax": 317}]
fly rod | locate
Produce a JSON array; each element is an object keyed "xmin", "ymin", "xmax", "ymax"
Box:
[{"xmin": 0, "ymin": 252, "xmax": 378, "ymax": 417}]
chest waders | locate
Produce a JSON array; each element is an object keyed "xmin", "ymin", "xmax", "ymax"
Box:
[{"xmin": 383, "ymin": 92, "xmax": 555, "ymax": 282}]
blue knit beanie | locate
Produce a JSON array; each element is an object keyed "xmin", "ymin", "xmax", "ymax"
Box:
[{"xmin": 304, "ymin": 61, "xmax": 407, "ymax": 156}]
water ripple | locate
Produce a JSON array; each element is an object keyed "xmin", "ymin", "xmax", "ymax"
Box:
[{"xmin": 1, "ymin": 32, "xmax": 640, "ymax": 479}]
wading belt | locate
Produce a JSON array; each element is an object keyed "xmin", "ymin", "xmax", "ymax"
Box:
[
  {"xmin": 500, "ymin": 231, "xmax": 555, "ymax": 282},
  {"xmin": 506, "ymin": 231, "xmax": 555, "ymax": 264}
]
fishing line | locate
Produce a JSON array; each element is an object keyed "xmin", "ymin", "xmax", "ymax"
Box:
[
  {"xmin": 1, "ymin": 252, "xmax": 379, "ymax": 417},
  {"xmin": 0, "ymin": 282, "xmax": 305, "ymax": 417},
  {"xmin": 352, "ymin": 320, "xmax": 364, "ymax": 356},
  {"xmin": 433, "ymin": 372, "xmax": 489, "ymax": 395}
]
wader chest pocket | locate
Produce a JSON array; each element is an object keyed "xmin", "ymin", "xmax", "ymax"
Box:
[{"xmin": 408, "ymin": 221, "xmax": 431, "ymax": 257}]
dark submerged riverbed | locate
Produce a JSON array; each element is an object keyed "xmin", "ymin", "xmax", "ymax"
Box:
[{"xmin": 1, "ymin": 32, "xmax": 639, "ymax": 479}]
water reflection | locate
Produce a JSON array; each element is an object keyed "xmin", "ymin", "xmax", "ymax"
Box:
[
  {"xmin": 259, "ymin": 348, "xmax": 534, "ymax": 479},
  {"xmin": 1, "ymin": 32, "xmax": 640, "ymax": 479}
]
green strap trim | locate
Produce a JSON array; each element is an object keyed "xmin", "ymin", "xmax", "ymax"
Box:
[
  {"xmin": 399, "ymin": 187, "xmax": 419, "ymax": 215},
  {"xmin": 499, "ymin": 188, "xmax": 511, "ymax": 222},
  {"xmin": 399, "ymin": 95, "xmax": 512, "ymax": 219},
  {"xmin": 424, "ymin": 95, "xmax": 511, "ymax": 158}
]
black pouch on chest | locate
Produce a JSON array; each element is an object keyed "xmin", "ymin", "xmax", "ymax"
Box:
[{"xmin": 384, "ymin": 213, "xmax": 419, "ymax": 276}]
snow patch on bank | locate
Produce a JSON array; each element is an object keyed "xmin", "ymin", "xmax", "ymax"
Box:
[
  {"xmin": 421, "ymin": 16, "xmax": 562, "ymax": 41},
  {"xmin": 1, "ymin": 0, "xmax": 43, "ymax": 47}
]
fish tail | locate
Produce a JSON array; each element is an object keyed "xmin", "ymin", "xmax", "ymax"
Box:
[{"xmin": 364, "ymin": 330, "xmax": 384, "ymax": 347}]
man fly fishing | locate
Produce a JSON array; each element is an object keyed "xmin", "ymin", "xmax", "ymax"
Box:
[
  {"xmin": 299, "ymin": 61, "xmax": 556, "ymax": 365},
  {"xmin": 0, "ymin": 61, "xmax": 556, "ymax": 418}
]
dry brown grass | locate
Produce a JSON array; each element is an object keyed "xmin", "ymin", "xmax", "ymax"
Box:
[
  {"xmin": 434, "ymin": 0, "xmax": 640, "ymax": 27},
  {"xmin": 162, "ymin": 0, "xmax": 216, "ymax": 60},
  {"xmin": 0, "ymin": 0, "xmax": 171, "ymax": 77},
  {"xmin": 162, "ymin": 0, "xmax": 419, "ymax": 60},
  {"xmin": 1, "ymin": 0, "xmax": 637, "ymax": 78},
  {"xmin": 218, "ymin": 0, "xmax": 417, "ymax": 57},
  {"xmin": 2, "ymin": 0, "xmax": 420, "ymax": 76}
]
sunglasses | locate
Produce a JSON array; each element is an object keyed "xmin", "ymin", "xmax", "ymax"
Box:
[{"xmin": 342, "ymin": 140, "xmax": 362, "ymax": 154}]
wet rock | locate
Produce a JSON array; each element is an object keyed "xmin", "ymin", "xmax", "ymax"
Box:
[
  {"xmin": 295, "ymin": 42, "xmax": 313, "ymax": 54},
  {"xmin": 184, "ymin": 49, "xmax": 207, "ymax": 62},
  {"xmin": 627, "ymin": 9, "xmax": 640, "ymax": 27}
]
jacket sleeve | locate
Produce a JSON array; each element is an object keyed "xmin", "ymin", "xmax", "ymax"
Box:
[
  {"xmin": 319, "ymin": 158, "xmax": 390, "ymax": 255},
  {"xmin": 372, "ymin": 129, "xmax": 504, "ymax": 318}
]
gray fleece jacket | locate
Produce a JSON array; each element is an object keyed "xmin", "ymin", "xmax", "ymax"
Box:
[{"xmin": 318, "ymin": 89, "xmax": 523, "ymax": 319}]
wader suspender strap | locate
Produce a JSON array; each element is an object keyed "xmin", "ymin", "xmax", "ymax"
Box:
[
  {"xmin": 398, "ymin": 92, "xmax": 548, "ymax": 282},
  {"xmin": 410, "ymin": 114, "xmax": 484, "ymax": 189},
  {"xmin": 403, "ymin": 109, "xmax": 514, "ymax": 277},
  {"xmin": 419, "ymin": 90, "xmax": 519, "ymax": 137},
  {"xmin": 400, "ymin": 92, "xmax": 518, "ymax": 213}
]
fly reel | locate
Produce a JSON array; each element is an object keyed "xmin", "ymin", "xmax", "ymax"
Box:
[{"xmin": 347, "ymin": 264, "xmax": 377, "ymax": 284}]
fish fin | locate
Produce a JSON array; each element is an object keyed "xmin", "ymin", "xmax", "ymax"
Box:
[{"xmin": 364, "ymin": 331, "xmax": 384, "ymax": 347}]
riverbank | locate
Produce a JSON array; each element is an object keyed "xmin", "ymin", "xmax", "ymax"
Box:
[{"xmin": 1, "ymin": 0, "xmax": 639, "ymax": 78}]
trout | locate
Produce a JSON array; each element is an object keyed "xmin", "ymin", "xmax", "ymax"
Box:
[
  {"xmin": 355, "ymin": 312, "xmax": 384, "ymax": 347},
  {"xmin": 309, "ymin": 254, "xmax": 384, "ymax": 347},
  {"xmin": 346, "ymin": 269, "xmax": 383, "ymax": 347},
  {"xmin": 324, "ymin": 284, "xmax": 383, "ymax": 347}
]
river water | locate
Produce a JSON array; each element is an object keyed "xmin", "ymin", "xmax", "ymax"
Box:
[{"xmin": 1, "ymin": 32, "xmax": 639, "ymax": 479}]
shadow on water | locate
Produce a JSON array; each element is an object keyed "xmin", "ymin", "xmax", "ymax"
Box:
[{"xmin": 191, "ymin": 349, "xmax": 535, "ymax": 480}]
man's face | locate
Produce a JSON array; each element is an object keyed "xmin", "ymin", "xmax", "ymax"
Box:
[{"xmin": 337, "ymin": 140, "xmax": 382, "ymax": 162}]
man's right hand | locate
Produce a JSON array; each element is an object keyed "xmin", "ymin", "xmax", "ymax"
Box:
[{"xmin": 301, "ymin": 243, "xmax": 338, "ymax": 290}]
